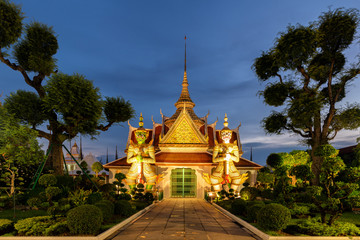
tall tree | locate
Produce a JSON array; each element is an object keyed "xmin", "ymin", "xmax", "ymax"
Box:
[
  {"xmin": 253, "ymin": 8, "xmax": 360, "ymax": 184},
  {"xmin": 0, "ymin": 1, "xmax": 134, "ymax": 174}
]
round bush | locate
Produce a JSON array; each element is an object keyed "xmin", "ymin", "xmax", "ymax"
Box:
[
  {"xmin": 27, "ymin": 197, "xmax": 42, "ymax": 208},
  {"xmin": 94, "ymin": 202, "xmax": 113, "ymax": 222},
  {"xmin": 267, "ymin": 153, "xmax": 283, "ymax": 168},
  {"xmin": 114, "ymin": 200, "xmax": 134, "ymax": 217},
  {"xmin": 98, "ymin": 199, "xmax": 114, "ymax": 214},
  {"xmin": 257, "ymin": 203, "xmax": 291, "ymax": 231},
  {"xmin": 39, "ymin": 174, "xmax": 57, "ymax": 187},
  {"xmin": 45, "ymin": 186, "xmax": 62, "ymax": 199},
  {"xmin": 87, "ymin": 192, "xmax": 102, "ymax": 204},
  {"xmin": 247, "ymin": 204, "xmax": 265, "ymax": 223},
  {"xmin": 67, "ymin": 204, "xmax": 103, "ymax": 235},
  {"xmin": 231, "ymin": 199, "xmax": 247, "ymax": 215}
]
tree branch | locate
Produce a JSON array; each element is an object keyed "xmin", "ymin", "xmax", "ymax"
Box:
[
  {"xmin": 297, "ymin": 65, "xmax": 311, "ymax": 92},
  {"xmin": 34, "ymin": 128, "xmax": 51, "ymax": 140},
  {"xmin": 286, "ymin": 124, "xmax": 310, "ymax": 138},
  {"xmin": 97, "ymin": 122, "xmax": 115, "ymax": 131},
  {"xmin": 276, "ymin": 74, "xmax": 283, "ymax": 84}
]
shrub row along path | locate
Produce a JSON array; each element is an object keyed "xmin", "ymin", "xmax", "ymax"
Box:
[{"xmin": 109, "ymin": 198, "xmax": 258, "ymax": 240}]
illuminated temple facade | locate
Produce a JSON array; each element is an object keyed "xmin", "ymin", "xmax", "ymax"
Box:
[{"xmin": 104, "ymin": 45, "xmax": 262, "ymax": 199}]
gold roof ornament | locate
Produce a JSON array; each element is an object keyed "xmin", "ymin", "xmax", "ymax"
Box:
[
  {"xmin": 221, "ymin": 113, "xmax": 232, "ymax": 135},
  {"xmin": 135, "ymin": 113, "xmax": 148, "ymax": 135}
]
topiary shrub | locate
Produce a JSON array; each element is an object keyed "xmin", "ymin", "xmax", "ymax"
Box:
[
  {"xmin": 267, "ymin": 153, "xmax": 283, "ymax": 168},
  {"xmin": 114, "ymin": 200, "xmax": 135, "ymax": 217},
  {"xmin": 0, "ymin": 219, "xmax": 14, "ymax": 235},
  {"xmin": 290, "ymin": 203, "xmax": 310, "ymax": 218},
  {"xmin": 231, "ymin": 198, "xmax": 247, "ymax": 215},
  {"xmin": 257, "ymin": 203, "xmax": 291, "ymax": 231},
  {"xmin": 94, "ymin": 202, "xmax": 113, "ymax": 222},
  {"xmin": 247, "ymin": 204, "xmax": 265, "ymax": 223},
  {"xmin": 98, "ymin": 199, "xmax": 114, "ymax": 214},
  {"xmin": 27, "ymin": 197, "xmax": 42, "ymax": 209},
  {"xmin": 38, "ymin": 174, "xmax": 57, "ymax": 187},
  {"xmin": 67, "ymin": 204, "xmax": 103, "ymax": 235},
  {"xmin": 240, "ymin": 187, "xmax": 258, "ymax": 201},
  {"xmin": 130, "ymin": 200, "xmax": 148, "ymax": 210},
  {"xmin": 87, "ymin": 192, "xmax": 102, "ymax": 204}
]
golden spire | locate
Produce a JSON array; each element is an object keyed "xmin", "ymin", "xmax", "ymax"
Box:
[
  {"xmin": 175, "ymin": 36, "xmax": 194, "ymax": 109},
  {"xmin": 139, "ymin": 113, "xmax": 144, "ymax": 128},
  {"xmin": 224, "ymin": 113, "xmax": 229, "ymax": 128}
]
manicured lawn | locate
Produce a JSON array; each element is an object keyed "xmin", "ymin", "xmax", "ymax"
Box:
[{"xmin": 0, "ymin": 209, "xmax": 48, "ymax": 221}]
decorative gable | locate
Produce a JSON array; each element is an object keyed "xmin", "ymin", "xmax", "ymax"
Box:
[{"xmin": 159, "ymin": 108, "xmax": 208, "ymax": 151}]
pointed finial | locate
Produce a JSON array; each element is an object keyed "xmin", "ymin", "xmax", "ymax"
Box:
[
  {"xmin": 224, "ymin": 113, "xmax": 229, "ymax": 128},
  {"xmin": 139, "ymin": 113, "xmax": 144, "ymax": 128},
  {"xmin": 184, "ymin": 35, "xmax": 187, "ymax": 73}
]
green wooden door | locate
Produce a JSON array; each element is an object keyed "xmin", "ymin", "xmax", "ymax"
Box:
[{"xmin": 171, "ymin": 168, "xmax": 196, "ymax": 198}]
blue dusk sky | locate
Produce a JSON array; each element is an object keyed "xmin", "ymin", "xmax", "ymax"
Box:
[{"xmin": 1, "ymin": 0, "xmax": 360, "ymax": 165}]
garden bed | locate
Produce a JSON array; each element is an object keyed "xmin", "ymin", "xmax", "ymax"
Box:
[
  {"xmin": 212, "ymin": 202, "xmax": 360, "ymax": 240},
  {"xmin": 0, "ymin": 202, "xmax": 156, "ymax": 240}
]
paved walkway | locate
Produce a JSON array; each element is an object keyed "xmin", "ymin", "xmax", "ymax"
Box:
[{"xmin": 110, "ymin": 198, "xmax": 258, "ymax": 240}]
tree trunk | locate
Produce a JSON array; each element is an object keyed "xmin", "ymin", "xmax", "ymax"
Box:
[{"xmin": 47, "ymin": 136, "xmax": 65, "ymax": 175}]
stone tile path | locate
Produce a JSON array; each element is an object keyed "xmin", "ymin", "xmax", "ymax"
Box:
[{"xmin": 110, "ymin": 198, "xmax": 258, "ymax": 240}]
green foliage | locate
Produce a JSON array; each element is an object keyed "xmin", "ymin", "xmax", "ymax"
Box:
[
  {"xmin": 26, "ymin": 197, "xmax": 41, "ymax": 209},
  {"xmin": 87, "ymin": 192, "xmax": 102, "ymax": 204},
  {"xmin": 246, "ymin": 204, "xmax": 265, "ymax": 223},
  {"xmin": 44, "ymin": 73, "xmax": 103, "ymax": 136},
  {"xmin": 230, "ymin": 198, "xmax": 247, "ymax": 215},
  {"xmin": 253, "ymin": 8, "xmax": 360, "ymax": 184},
  {"xmin": 256, "ymin": 172, "xmax": 275, "ymax": 186},
  {"xmin": 14, "ymin": 216, "xmax": 66, "ymax": 236},
  {"xmin": 240, "ymin": 187, "xmax": 258, "ymax": 201},
  {"xmin": 131, "ymin": 200, "xmax": 149, "ymax": 210},
  {"xmin": 262, "ymin": 112, "xmax": 287, "ymax": 134},
  {"xmin": 289, "ymin": 203, "xmax": 311, "ymax": 218},
  {"xmin": 114, "ymin": 200, "xmax": 135, "ymax": 217},
  {"xmin": 4, "ymin": 90, "xmax": 47, "ymax": 127},
  {"xmin": 44, "ymin": 221, "xmax": 69, "ymax": 236},
  {"xmin": 0, "ymin": 0, "xmax": 23, "ymax": 48},
  {"xmin": 257, "ymin": 203, "xmax": 291, "ymax": 231},
  {"xmin": 263, "ymin": 83, "xmax": 289, "ymax": 106},
  {"xmin": 38, "ymin": 174, "xmax": 57, "ymax": 187},
  {"xmin": 290, "ymin": 165, "xmax": 313, "ymax": 182},
  {"xmin": 253, "ymin": 51, "xmax": 279, "ymax": 80},
  {"xmin": 0, "ymin": 219, "xmax": 13, "ymax": 235},
  {"xmin": 0, "ymin": 107, "xmax": 43, "ymax": 195},
  {"xmin": 91, "ymin": 161, "xmax": 103, "ymax": 176},
  {"xmin": 45, "ymin": 186, "xmax": 62, "ymax": 200},
  {"xmin": 94, "ymin": 202, "xmax": 113, "ymax": 222},
  {"xmin": 69, "ymin": 189, "xmax": 93, "ymax": 207},
  {"xmin": 14, "ymin": 22, "xmax": 58, "ymax": 75},
  {"xmin": 314, "ymin": 144, "xmax": 338, "ymax": 157},
  {"xmin": 297, "ymin": 218, "xmax": 360, "ymax": 236},
  {"xmin": 67, "ymin": 204, "xmax": 102, "ymax": 235},
  {"xmin": 266, "ymin": 153, "xmax": 283, "ymax": 168},
  {"xmin": 307, "ymin": 146, "xmax": 360, "ymax": 225},
  {"xmin": 104, "ymin": 96, "xmax": 135, "ymax": 124}
]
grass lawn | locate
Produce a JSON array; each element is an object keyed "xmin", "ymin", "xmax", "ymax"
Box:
[{"xmin": 0, "ymin": 209, "xmax": 48, "ymax": 221}]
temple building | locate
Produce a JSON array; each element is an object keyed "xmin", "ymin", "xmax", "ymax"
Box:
[{"xmin": 104, "ymin": 42, "xmax": 262, "ymax": 199}]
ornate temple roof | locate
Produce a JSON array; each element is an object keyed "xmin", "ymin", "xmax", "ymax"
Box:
[{"xmin": 165, "ymin": 37, "xmax": 204, "ymax": 128}]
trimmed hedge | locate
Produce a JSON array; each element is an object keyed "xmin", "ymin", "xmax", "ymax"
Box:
[
  {"xmin": 297, "ymin": 218, "xmax": 360, "ymax": 236},
  {"xmin": 114, "ymin": 200, "xmax": 135, "ymax": 217},
  {"xmin": 247, "ymin": 204, "xmax": 265, "ymax": 223},
  {"xmin": 67, "ymin": 204, "xmax": 103, "ymax": 235},
  {"xmin": 94, "ymin": 202, "xmax": 113, "ymax": 222},
  {"xmin": 38, "ymin": 174, "xmax": 57, "ymax": 186},
  {"xmin": 231, "ymin": 199, "xmax": 247, "ymax": 215},
  {"xmin": 257, "ymin": 203, "xmax": 291, "ymax": 231}
]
